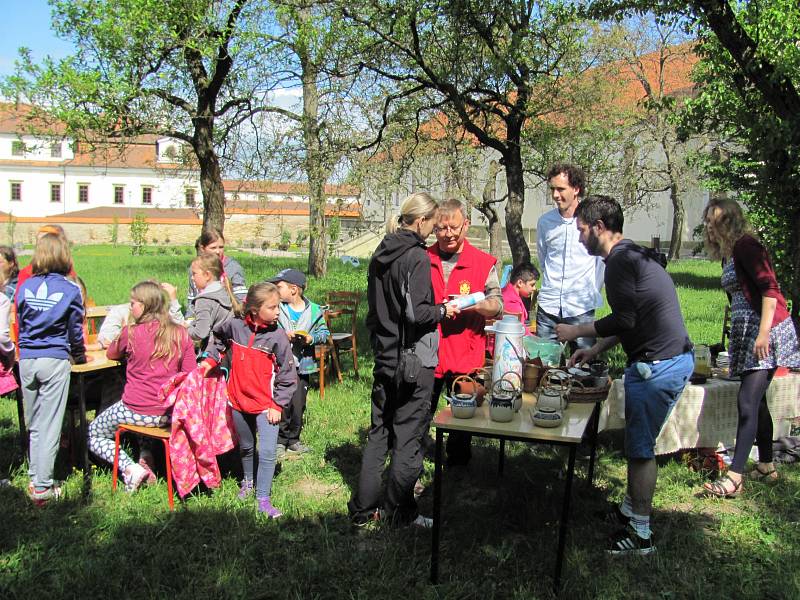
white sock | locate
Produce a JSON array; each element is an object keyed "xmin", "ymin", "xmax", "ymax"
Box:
[{"xmin": 630, "ymin": 512, "xmax": 651, "ymax": 539}]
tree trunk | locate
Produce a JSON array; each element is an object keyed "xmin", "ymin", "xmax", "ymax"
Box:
[
  {"xmin": 503, "ymin": 147, "xmax": 530, "ymax": 266},
  {"xmin": 300, "ymin": 30, "xmax": 328, "ymax": 278},
  {"xmin": 475, "ymin": 159, "xmax": 504, "ymax": 264},
  {"xmin": 194, "ymin": 120, "xmax": 226, "ymax": 233},
  {"xmin": 667, "ymin": 181, "xmax": 684, "ymax": 260}
]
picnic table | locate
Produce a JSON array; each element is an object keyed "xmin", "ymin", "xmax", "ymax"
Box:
[{"xmin": 597, "ymin": 372, "xmax": 800, "ymax": 455}]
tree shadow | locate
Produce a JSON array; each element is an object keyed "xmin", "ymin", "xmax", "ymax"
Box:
[{"xmin": 669, "ymin": 271, "xmax": 723, "ymax": 291}]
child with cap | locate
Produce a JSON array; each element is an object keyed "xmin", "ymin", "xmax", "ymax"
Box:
[{"xmin": 269, "ymin": 268, "xmax": 329, "ymax": 459}]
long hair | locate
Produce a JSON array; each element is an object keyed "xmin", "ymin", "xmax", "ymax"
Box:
[
  {"xmin": 244, "ymin": 281, "xmax": 279, "ymax": 319},
  {"xmin": 386, "ymin": 192, "xmax": 438, "ymax": 234},
  {"xmin": 0, "ymin": 245, "xmax": 19, "ymax": 280},
  {"xmin": 30, "ymin": 234, "xmax": 72, "ymax": 275},
  {"xmin": 703, "ymin": 198, "xmax": 754, "ymax": 260},
  {"xmin": 196, "ymin": 227, "xmax": 225, "ymax": 255},
  {"xmin": 192, "ymin": 252, "xmax": 243, "ymax": 317},
  {"xmin": 128, "ymin": 281, "xmax": 187, "ymax": 363}
]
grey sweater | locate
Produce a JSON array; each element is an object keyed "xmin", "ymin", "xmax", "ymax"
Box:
[{"xmin": 187, "ymin": 281, "xmax": 235, "ymax": 353}]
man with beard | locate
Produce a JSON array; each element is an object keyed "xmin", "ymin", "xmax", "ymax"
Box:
[{"xmin": 556, "ymin": 195, "xmax": 693, "ymax": 556}]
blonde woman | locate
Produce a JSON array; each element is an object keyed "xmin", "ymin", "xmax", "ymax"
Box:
[
  {"xmin": 702, "ymin": 199, "xmax": 800, "ymax": 497},
  {"xmin": 348, "ymin": 192, "xmax": 457, "ymax": 528},
  {"xmin": 88, "ymin": 281, "xmax": 196, "ymax": 492}
]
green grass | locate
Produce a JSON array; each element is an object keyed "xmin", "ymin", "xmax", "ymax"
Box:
[{"xmin": 2, "ymin": 248, "xmax": 799, "ymax": 599}]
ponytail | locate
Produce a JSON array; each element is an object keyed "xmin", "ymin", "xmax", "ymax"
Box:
[{"xmin": 386, "ymin": 192, "xmax": 438, "ymax": 235}]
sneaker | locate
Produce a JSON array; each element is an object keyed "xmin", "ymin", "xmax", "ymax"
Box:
[
  {"xmin": 286, "ymin": 442, "xmax": 311, "ymax": 455},
  {"xmin": 607, "ymin": 525, "xmax": 655, "ymax": 556},
  {"xmin": 237, "ymin": 479, "xmax": 255, "ymax": 500},
  {"xmin": 138, "ymin": 458, "xmax": 157, "ymax": 485},
  {"xmin": 123, "ymin": 463, "xmax": 149, "ymax": 493},
  {"xmin": 351, "ymin": 508, "xmax": 382, "ymax": 527},
  {"xmin": 30, "ymin": 484, "xmax": 63, "ymax": 506},
  {"xmin": 596, "ymin": 504, "xmax": 631, "ymax": 527},
  {"xmin": 276, "ymin": 444, "xmax": 287, "ymax": 461},
  {"xmin": 257, "ymin": 497, "xmax": 282, "ymax": 519},
  {"xmin": 412, "ymin": 514, "xmax": 433, "ymax": 529}
]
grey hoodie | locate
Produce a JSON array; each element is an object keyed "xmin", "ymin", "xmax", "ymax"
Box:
[{"xmin": 187, "ymin": 280, "xmax": 235, "ymax": 353}]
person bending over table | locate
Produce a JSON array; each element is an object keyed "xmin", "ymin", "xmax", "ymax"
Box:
[
  {"xmin": 427, "ymin": 198, "xmax": 503, "ymax": 466},
  {"xmin": 701, "ymin": 198, "xmax": 800, "ymax": 497},
  {"xmin": 556, "ymin": 195, "xmax": 693, "ymax": 557}
]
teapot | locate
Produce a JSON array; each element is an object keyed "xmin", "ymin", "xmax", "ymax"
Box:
[
  {"xmin": 489, "ymin": 377, "xmax": 516, "ymax": 423},
  {"xmin": 448, "ymin": 375, "xmax": 478, "ymax": 419},
  {"xmin": 536, "ymin": 369, "xmax": 572, "ymax": 412},
  {"xmin": 496, "ymin": 371, "xmax": 524, "ymax": 412}
]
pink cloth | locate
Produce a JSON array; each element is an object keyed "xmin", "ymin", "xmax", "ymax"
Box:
[
  {"xmin": 108, "ymin": 321, "xmax": 197, "ymax": 416},
  {"xmin": 161, "ymin": 368, "xmax": 236, "ymax": 498},
  {"xmin": 0, "ymin": 363, "xmax": 18, "ymax": 395}
]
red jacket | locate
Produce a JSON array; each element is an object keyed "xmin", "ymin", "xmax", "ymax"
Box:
[
  {"xmin": 732, "ymin": 235, "xmax": 789, "ymax": 328},
  {"xmin": 428, "ymin": 240, "xmax": 497, "ymax": 377},
  {"xmin": 207, "ymin": 315, "xmax": 296, "ymax": 414}
]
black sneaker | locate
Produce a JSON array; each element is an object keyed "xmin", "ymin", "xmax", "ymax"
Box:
[
  {"xmin": 607, "ymin": 525, "xmax": 655, "ymax": 556},
  {"xmin": 595, "ymin": 504, "xmax": 631, "ymax": 527}
]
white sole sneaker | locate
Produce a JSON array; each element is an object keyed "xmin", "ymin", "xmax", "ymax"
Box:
[{"xmin": 412, "ymin": 514, "xmax": 433, "ymax": 529}]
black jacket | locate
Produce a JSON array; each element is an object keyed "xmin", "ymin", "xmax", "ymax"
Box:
[{"xmin": 366, "ymin": 228, "xmax": 445, "ymax": 378}]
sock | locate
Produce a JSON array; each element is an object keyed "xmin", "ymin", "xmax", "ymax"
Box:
[
  {"xmin": 620, "ymin": 494, "xmax": 634, "ymax": 518},
  {"xmin": 629, "ymin": 512, "xmax": 651, "ymax": 540}
]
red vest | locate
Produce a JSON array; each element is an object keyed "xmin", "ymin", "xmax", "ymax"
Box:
[{"xmin": 427, "ymin": 240, "xmax": 497, "ymax": 377}]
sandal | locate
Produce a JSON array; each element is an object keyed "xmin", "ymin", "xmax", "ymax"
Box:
[
  {"xmin": 703, "ymin": 474, "xmax": 743, "ymax": 498},
  {"xmin": 748, "ymin": 464, "xmax": 779, "ymax": 482}
]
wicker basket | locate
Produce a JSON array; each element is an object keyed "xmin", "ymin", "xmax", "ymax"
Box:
[{"xmin": 567, "ymin": 376, "xmax": 612, "ymax": 403}]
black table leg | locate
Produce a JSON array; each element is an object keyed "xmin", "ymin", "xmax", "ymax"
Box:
[
  {"xmin": 498, "ymin": 438, "xmax": 505, "ymax": 476},
  {"xmin": 554, "ymin": 444, "xmax": 576, "ymax": 594},
  {"xmin": 13, "ymin": 364, "xmax": 27, "ymax": 458},
  {"xmin": 586, "ymin": 402, "xmax": 601, "ymax": 485},
  {"xmin": 431, "ymin": 428, "xmax": 444, "ymax": 584}
]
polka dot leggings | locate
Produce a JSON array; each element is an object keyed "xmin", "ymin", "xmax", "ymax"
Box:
[{"xmin": 88, "ymin": 400, "xmax": 169, "ymax": 472}]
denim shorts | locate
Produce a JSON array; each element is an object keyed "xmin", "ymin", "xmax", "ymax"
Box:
[{"xmin": 623, "ymin": 350, "xmax": 694, "ymax": 459}]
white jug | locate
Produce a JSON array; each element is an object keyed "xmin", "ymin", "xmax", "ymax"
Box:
[{"xmin": 485, "ymin": 315, "xmax": 525, "ymax": 388}]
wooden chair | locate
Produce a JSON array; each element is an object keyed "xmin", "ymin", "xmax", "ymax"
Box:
[
  {"xmin": 112, "ymin": 423, "xmax": 175, "ymax": 510},
  {"xmin": 325, "ymin": 291, "xmax": 360, "ymax": 382}
]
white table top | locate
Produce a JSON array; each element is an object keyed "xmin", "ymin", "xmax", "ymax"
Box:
[{"xmin": 433, "ymin": 392, "xmax": 595, "ymax": 444}]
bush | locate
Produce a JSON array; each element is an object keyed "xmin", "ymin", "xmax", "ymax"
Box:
[
  {"xmin": 129, "ymin": 212, "xmax": 149, "ymax": 256},
  {"xmin": 261, "ymin": 240, "xmax": 269, "ymax": 251},
  {"xmin": 152, "ymin": 237, "xmax": 160, "ymax": 245},
  {"xmin": 157, "ymin": 247, "xmax": 167, "ymax": 255}
]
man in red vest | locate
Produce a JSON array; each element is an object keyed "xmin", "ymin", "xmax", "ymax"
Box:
[{"xmin": 427, "ymin": 198, "xmax": 503, "ymax": 465}]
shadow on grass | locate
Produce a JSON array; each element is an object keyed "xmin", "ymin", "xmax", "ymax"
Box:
[{"xmin": 670, "ymin": 271, "xmax": 722, "ymax": 291}]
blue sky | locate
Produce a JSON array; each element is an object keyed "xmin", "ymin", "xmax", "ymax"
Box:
[{"xmin": 0, "ymin": 1, "xmax": 75, "ymax": 78}]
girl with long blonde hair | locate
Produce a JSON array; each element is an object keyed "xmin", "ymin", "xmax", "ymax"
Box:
[
  {"xmin": 702, "ymin": 198, "xmax": 800, "ymax": 497},
  {"xmin": 88, "ymin": 281, "xmax": 196, "ymax": 492}
]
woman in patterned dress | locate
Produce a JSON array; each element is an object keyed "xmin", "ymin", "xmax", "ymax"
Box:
[{"xmin": 702, "ymin": 198, "xmax": 800, "ymax": 497}]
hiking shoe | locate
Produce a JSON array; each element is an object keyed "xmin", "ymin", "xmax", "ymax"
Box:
[
  {"xmin": 138, "ymin": 458, "xmax": 157, "ymax": 485},
  {"xmin": 257, "ymin": 497, "xmax": 282, "ymax": 519},
  {"xmin": 276, "ymin": 444, "xmax": 287, "ymax": 461},
  {"xmin": 412, "ymin": 514, "xmax": 433, "ymax": 529},
  {"xmin": 123, "ymin": 463, "xmax": 149, "ymax": 493},
  {"xmin": 607, "ymin": 525, "xmax": 655, "ymax": 556},
  {"xmin": 237, "ymin": 479, "xmax": 255, "ymax": 500},
  {"xmin": 30, "ymin": 484, "xmax": 63, "ymax": 506},
  {"xmin": 286, "ymin": 442, "xmax": 311, "ymax": 455}
]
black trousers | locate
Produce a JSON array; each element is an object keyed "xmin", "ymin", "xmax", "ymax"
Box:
[
  {"xmin": 278, "ymin": 374, "xmax": 309, "ymax": 447},
  {"xmin": 349, "ymin": 368, "xmax": 435, "ymax": 523},
  {"xmin": 429, "ymin": 375, "xmax": 473, "ymax": 465}
]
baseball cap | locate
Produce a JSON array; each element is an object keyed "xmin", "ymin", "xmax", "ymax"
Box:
[{"xmin": 268, "ymin": 268, "xmax": 306, "ymax": 288}]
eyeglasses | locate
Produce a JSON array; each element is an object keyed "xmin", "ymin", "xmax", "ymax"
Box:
[{"xmin": 433, "ymin": 222, "xmax": 466, "ymax": 235}]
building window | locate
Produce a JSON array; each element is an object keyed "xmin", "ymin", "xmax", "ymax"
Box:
[
  {"xmin": 185, "ymin": 188, "xmax": 196, "ymax": 207},
  {"xmin": 78, "ymin": 184, "xmax": 89, "ymax": 203},
  {"xmin": 50, "ymin": 183, "xmax": 62, "ymax": 203},
  {"xmin": 258, "ymin": 193, "xmax": 268, "ymax": 203},
  {"xmin": 114, "ymin": 185, "xmax": 125, "ymax": 204},
  {"xmin": 50, "ymin": 142, "xmax": 62, "ymax": 158},
  {"xmin": 10, "ymin": 182, "xmax": 21, "ymax": 202},
  {"xmin": 11, "ymin": 141, "xmax": 25, "ymax": 156},
  {"xmin": 142, "ymin": 186, "xmax": 153, "ymax": 205}
]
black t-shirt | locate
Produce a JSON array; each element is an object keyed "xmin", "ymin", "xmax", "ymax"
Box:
[{"xmin": 594, "ymin": 240, "xmax": 692, "ymax": 363}]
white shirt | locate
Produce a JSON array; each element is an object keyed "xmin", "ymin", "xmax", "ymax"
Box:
[
  {"xmin": 97, "ymin": 300, "xmax": 184, "ymax": 346},
  {"xmin": 536, "ymin": 208, "xmax": 605, "ymax": 318}
]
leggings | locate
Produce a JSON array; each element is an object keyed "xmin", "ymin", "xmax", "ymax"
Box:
[
  {"xmin": 232, "ymin": 410, "xmax": 279, "ymax": 499},
  {"xmin": 730, "ymin": 368, "xmax": 776, "ymax": 473},
  {"xmin": 88, "ymin": 400, "xmax": 169, "ymax": 472}
]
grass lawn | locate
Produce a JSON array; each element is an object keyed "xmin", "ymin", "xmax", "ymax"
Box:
[{"xmin": 2, "ymin": 247, "xmax": 799, "ymax": 599}]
